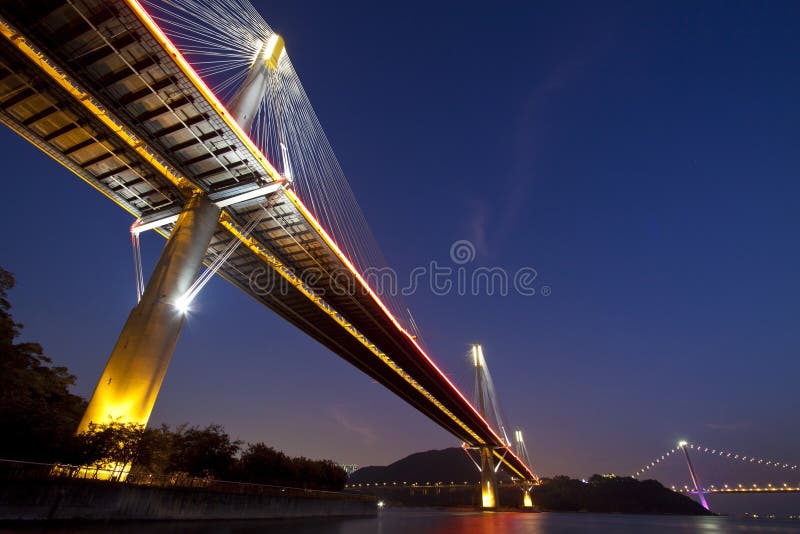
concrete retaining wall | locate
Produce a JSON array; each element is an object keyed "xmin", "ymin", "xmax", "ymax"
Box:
[{"xmin": 0, "ymin": 479, "xmax": 376, "ymax": 521}]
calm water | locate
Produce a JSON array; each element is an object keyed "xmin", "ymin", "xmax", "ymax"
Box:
[{"xmin": 3, "ymin": 509, "xmax": 800, "ymax": 534}]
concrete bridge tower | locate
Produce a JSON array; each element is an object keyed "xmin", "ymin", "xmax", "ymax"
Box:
[
  {"xmin": 473, "ymin": 344, "xmax": 498, "ymax": 508},
  {"xmin": 77, "ymin": 32, "xmax": 286, "ymax": 468}
]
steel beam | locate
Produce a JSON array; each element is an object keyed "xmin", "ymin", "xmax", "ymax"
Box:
[{"xmin": 214, "ymin": 183, "xmax": 282, "ymax": 207}]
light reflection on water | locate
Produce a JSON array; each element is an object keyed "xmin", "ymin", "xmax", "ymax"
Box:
[{"xmin": 4, "ymin": 509, "xmax": 800, "ymax": 534}]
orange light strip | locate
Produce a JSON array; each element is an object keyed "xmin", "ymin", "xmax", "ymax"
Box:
[
  {"xmin": 125, "ymin": 0, "xmax": 534, "ymax": 480},
  {"xmin": 219, "ymin": 212, "xmax": 484, "ymax": 445},
  {"xmin": 286, "ymin": 177, "xmax": 535, "ymax": 481},
  {"xmin": 0, "ymin": 14, "xmax": 199, "ymax": 198}
]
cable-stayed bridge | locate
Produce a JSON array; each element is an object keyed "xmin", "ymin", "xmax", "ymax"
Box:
[
  {"xmin": 633, "ymin": 440, "xmax": 800, "ymax": 511},
  {"xmin": 0, "ymin": 0, "xmax": 536, "ymax": 506}
]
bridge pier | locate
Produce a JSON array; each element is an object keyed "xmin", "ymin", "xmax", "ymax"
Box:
[
  {"xmin": 523, "ymin": 488, "xmax": 533, "ymax": 508},
  {"xmin": 78, "ymin": 194, "xmax": 220, "ymax": 438},
  {"xmin": 480, "ymin": 446, "xmax": 497, "ymax": 508}
]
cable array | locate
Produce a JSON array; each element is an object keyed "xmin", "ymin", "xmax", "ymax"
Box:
[
  {"xmin": 142, "ymin": 0, "xmax": 410, "ymax": 325},
  {"xmin": 179, "ymin": 211, "xmax": 268, "ymax": 309},
  {"xmin": 634, "ymin": 447, "xmax": 680, "ymax": 478},
  {"xmin": 633, "ymin": 442, "xmax": 799, "ymax": 478},
  {"xmin": 472, "ymin": 345, "xmax": 510, "ymax": 446},
  {"xmin": 688, "ymin": 442, "xmax": 798, "ymax": 472},
  {"xmin": 514, "ymin": 429, "xmax": 533, "ymax": 469},
  {"xmin": 469, "ymin": 345, "xmax": 538, "ymax": 479}
]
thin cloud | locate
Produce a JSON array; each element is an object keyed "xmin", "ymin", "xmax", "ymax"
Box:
[{"xmin": 328, "ymin": 403, "xmax": 377, "ymax": 446}]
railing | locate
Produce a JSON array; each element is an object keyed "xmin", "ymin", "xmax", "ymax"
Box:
[
  {"xmin": 345, "ymin": 481, "xmax": 531, "ymax": 490},
  {"xmin": 0, "ymin": 459, "xmax": 374, "ymax": 502},
  {"xmin": 675, "ymin": 483, "xmax": 800, "ymax": 494}
]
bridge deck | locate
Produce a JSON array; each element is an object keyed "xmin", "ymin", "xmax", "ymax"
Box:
[
  {"xmin": 0, "ymin": 0, "xmax": 534, "ymax": 481},
  {"xmin": 680, "ymin": 487, "xmax": 800, "ymax": 494}
]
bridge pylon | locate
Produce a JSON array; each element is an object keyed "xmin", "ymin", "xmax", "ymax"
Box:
[
  {"xmin": 472, "ymin": 344, "xmax": 498, "ymax": 508},
  {"xmin": 229, "ymin": 33, "xmax": 285, "ymax": 132},
  {"xmin": 78, "ymin": 194, "xmax": 221, "ymax": 453},
  {"xmin": 515, "ymin": 430, "xmax": 534, "ymax": 508},
  {"xmin": 78, "ymin": 29, "xmax": 287, "ymax": 454},
  {"xmin": 679, "ymin": 440, "xmax": 710, "ymax": 511}
]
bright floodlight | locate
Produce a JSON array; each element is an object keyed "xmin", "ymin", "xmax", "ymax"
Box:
[
  {"xmin": 678, "ymin": 440, "xmax": 688, "ymax": 448},
  {"xmin": 174, "ymin": 297, "xmax": 190, "ymax": 314},
  {"xmin": 377, "ymin": 501, "xmax": 385, "ymax": 508},
  {"xmin": 261, "ymin": 33, "xmax": 285, "ymax": 70}
]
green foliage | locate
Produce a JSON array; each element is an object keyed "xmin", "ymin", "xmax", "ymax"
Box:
[
  {"xmin": 132, "ymin": 424, "xmax": 175, "ymax": 476},
  {"xmin": 237, "ymin": 442, "xmax": 347, "ymax": 490},
  {"xmin": 166, "ymin": 424, "xmax": 241, "ymax": 479},
  {"xmin": 0, "ymin": 267, "xmax": 86, "ymax": 462},
  {"xmin": 237, "ymin": 442, "xmax": 291, "ymax": 484},
  {"xmin": 0, "ymin": 267, "xmax": 346, "ymax": 491},
  {"xmin": 72, "ymin": 421, "xmax": 147, "ymax": 470}
]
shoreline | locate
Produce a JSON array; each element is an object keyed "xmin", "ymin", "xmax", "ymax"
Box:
[{"xmin": 1, "ymin": 478, "xmax": 376, "ymax": 522}]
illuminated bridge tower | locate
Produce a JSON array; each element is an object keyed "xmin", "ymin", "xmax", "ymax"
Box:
[
  {"xmin": 679, "ymin": 440, "xmax": 710, "ymax": 511},
  {"xmin": 77, "ymin": 191, "xmax": 220, "ymax": 435},
  {"xmin": 228, "ymin": 33, "xmax": 285, "ymax": 132},
  {"xmin": 514, "ymin": 430, "xmax": 534, "ymax": 508},
  {"xmin": 78, "ymin": 33, "xmax": 286, "ymax": 439},
  {"xmin": 473, "ymin": 344, "xmax": 498, "ymax": 509}
]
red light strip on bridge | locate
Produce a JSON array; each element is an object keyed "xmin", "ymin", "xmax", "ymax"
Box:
[{"xmin": 125, "ymin": 0, "xmax": 535, "ymax": 482}]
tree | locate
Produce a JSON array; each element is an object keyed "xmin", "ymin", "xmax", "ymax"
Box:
[
  {"xmin": 236, "ymin": 442, "xmax": 347, "ymax": 490},
  {"xmin": 131, "ymin": 424, "xmax": 175, "ymax": 476},
  {"xmin": 238, "ymin": 442, "xmax": 289, "ymax": 485},
  {"xmin": 167, "ymin": 424, "xmax": 241, "ymax": 478},
  {"xmin": 0, "ymin": 268, "xmax": 86, "ymax": 462},
  {"xmin": 0, "ymin": 268, "xmax": 348, "ymax": 491}
]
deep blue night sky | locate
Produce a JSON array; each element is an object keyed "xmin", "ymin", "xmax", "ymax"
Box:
[{"xmin": 1, "ymin": 0, "xmax": 798, "ymax": 493}]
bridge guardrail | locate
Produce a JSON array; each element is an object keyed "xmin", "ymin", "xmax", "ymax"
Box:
[{"xmin": 0, "ymin": 459, "xmax": 374, "ymax": 502}]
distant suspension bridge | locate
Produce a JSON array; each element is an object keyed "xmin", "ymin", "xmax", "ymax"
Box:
[{"xmin": 633, "ymin": 440, "xmax": 800, "ymax": 511}]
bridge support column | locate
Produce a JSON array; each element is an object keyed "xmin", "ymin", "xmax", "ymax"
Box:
[
  {"xmin": 523, "ymin": 488, "xmax": 533, "ymax": 508},
  {"xmin": 480, "ymin": 446, "xmax": 497, "ymax": 508},
  {"xmin": 78, "ymin": 193, "xmax": 220, "ymax": 435}
]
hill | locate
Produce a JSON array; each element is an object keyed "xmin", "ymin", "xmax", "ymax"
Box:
[
  {"xmin": 536, "ymin": 475, "xmax": 710, "ymax": 515},
  {"xmin": 349, "ymin": 449, "xmax": 710, "ymax": 514},
  {"xmin": 349, "ymin": 447, "xmax": 489, "ymax": 484}
]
